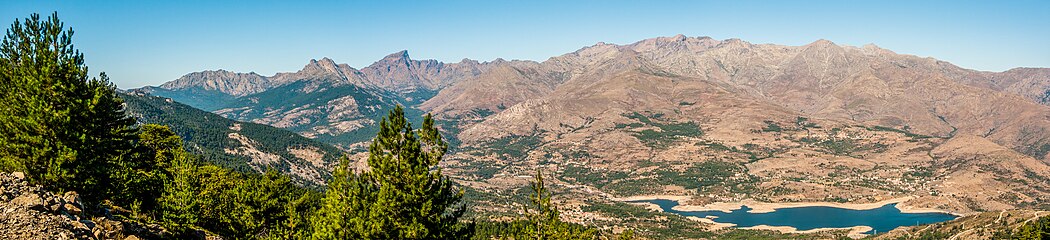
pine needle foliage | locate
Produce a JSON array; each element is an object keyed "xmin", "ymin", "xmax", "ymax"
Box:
[
  {"xmin": 311, "ymin": 105, "xmax": 468, "ymax": 239},
  {"xmin": 0, "ymin": 12, "xmax": 137, "ymax": 202}
]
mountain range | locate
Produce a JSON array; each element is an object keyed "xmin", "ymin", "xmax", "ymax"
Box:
[{"xmin": 131, "ymin": 35, "xmax": 1050, "ymax": 230}]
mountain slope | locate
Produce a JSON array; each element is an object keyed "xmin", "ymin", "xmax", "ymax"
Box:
[
  {"xmin": 120, "ymin": 92, "xmax": 343, "ymax": 185},
  {"xmin": 429, "ymin": 36, "xmax": 1050, "ymax": 162},
  {"xmin": 422, "ymin": 36, "xmax": 1050, "ymax": 219},
  {"xmin": 213, "ymin": 80, "xmax": 427, "ymax": 149},
  {"xmin": 137, "ymin": 35, "xmax": 1050, "ymax": 225}
]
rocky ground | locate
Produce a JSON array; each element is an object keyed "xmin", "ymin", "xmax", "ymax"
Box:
[{"xmin": 0, "ymin": 172, "xmax": 167, "ymax": 239}]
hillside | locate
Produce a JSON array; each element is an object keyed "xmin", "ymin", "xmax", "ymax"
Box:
[
  {"xmin": 136, "ymin": 35, "xmax": 1050, "ymax": 237},
  {"xmin": 874, "ymin": 209, "xmax": 1050, "ymax": 239},
  {"xmin": 120, "ymin": 92, "xmax": 343, "ymax": 185},
  {"xmin": 435, "ymin": 36, "xmax": 1050, "ymax": 219}
]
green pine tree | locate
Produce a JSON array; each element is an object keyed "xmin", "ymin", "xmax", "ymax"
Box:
[
  {"xmin": 520, "ymin": 170, "xmax": 598, "ymax": 240},
  {"xmin": 309, "ymin": 156, "xmax": 376, "ymax": 239},
  {"xmin": 109, "ymin": 124, "xmax": 185, "ymax": 216},
  {"xmin": 311, "ymin": 105, "xmax": 468, "ymax": 239},
  {"xmin": 0, "ymin": 13, "xmax": 136, "ymax": 201},
  {"xmin": 159, "ymin": 154, "xmax": 199, "ymax": 234},
  {"xmin": 152, "ymin": 125, "xmax": 200, "ymax": 233}
]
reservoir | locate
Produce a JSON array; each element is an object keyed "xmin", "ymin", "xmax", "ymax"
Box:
[{"xmin": 633, "ymin": 199, "xmax": 957, "ymax": 234}]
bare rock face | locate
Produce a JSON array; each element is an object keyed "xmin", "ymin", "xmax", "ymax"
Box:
[
  {"xmin": 356, "ymin": 50, "xmax": 487, "ymax": 93},
  {"xmin": 159, "ymin": 70, "xmax": 271, "ymax": 97},
  {"xmin": 990, "ymin": 67, "xmax": 1050, "ymax": 105}
]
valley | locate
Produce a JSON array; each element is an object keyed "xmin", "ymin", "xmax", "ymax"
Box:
[{"xmin": 133, "ymin": 35, "xmax": 1050, "ymax": 238}]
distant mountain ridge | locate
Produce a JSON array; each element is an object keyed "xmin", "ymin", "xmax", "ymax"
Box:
[
  {"xmin": 133, "ymin": 35, "xmax": 1050, "ymax": 158},
  {"xmin": 131, "ymin": 51, "xmax": 510, "ymax": 148},
  {"xmin": 139, "ymin": 51, "xmax": 497, "ymax": 98}
]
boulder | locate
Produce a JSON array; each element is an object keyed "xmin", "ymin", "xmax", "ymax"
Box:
[
  {"xmin": 61, "ymin": 191, "xmax": 81, "ymax": 207},
  {"xmin": 63, "ymin": 203, "xmax": 81, "ymax": 215},
  {"xmin": 11, "ymin": 193, "xmax": 44, "ymax": 210}
]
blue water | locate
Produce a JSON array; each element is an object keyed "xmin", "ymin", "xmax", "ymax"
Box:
[{"xmin": 633, "ymin": 199, "xmax": 957, "ymax": 234}]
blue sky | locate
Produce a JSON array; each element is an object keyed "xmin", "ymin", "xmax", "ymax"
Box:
[{"xmin": 3, "ymin": 0, "xmax": 1049, "ymax": 88}]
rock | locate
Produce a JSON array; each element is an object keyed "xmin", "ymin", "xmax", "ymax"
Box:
[
  {"xmin": 61, "ymin": 191, "xmax": 81, "ymax": 207},
  {"xmin": 11, "ymin": 172, "xmax": 24, "ymax": 180},
  {"xmin": 125, "ymin": 235, "xmax": 141, "ymax": 240},
  {"xmin": 63, "ymin": 203, "xmax": 81, "ymax": 215},
  {"xmin": 48, "ymin": 199, "xmax": 63, "ymax": 212},
  {"xmin": 11, "ymin": 193, "xmax": 44, "ymax": 210},
  {"xmin": 96, "ymin": 217, "xmax": 124, "ymax": 236},
  {"xmin": 71, "ymin": 220, "xmax": 90, "ymax": 231},
  {"xmin": 92, "ymin": 228, "xmax": 104, "ymax": 239},
  {"xmin": 0, "ymin": 171, "xmax": 156, "ymax": 239}
]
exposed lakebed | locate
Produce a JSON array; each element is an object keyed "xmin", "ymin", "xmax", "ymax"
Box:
[{"xmin": 632, "ymin": 199, "xmax": 957, "ymax": 234}]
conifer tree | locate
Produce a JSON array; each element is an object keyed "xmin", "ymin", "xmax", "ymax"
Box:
[
  {"xmin": 158, "ymin": 142, "xmax": 199, "ymax": 233},
  {"xmin": 0, "ymin": 13, "xmax": 136, "ymax": 200},
  {"xmin": 311, "ymin": 105, "xmax": 468, "ymax": 239},
  {"xmin": 520, "ymin": 170, "xmax": 598, "ymax": 240},
  {"xmin": 309, "ymin": 157, "xmax": 375, "ymax": 239}
]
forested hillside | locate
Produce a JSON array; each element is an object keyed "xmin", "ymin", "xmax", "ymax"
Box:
[
  {"xmin": 121, "ymin": 92, "xmax": 342, "ymax": 185},
  {"xmin": 211, "ymin": 81, "xmax": 426, "ymax": 149}
]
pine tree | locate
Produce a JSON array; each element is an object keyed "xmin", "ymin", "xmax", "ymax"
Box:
[
  {"xmin": 309, "ymin": 157, "xmax": 375, "ymax": 239},
  {"xmin": 0, "ymin": 13, "xmax": 136, "ymax": 200},
  {"xmin": 520, "ymin": 170, "xmax": 598, "ymax": 240},
  {"xmin": 158, "ymin": 142, "xmax": 199, "ymax": 233},
  {"xmin": 311, "ymin": 105, "xmax": 468, "ymax": 239}
]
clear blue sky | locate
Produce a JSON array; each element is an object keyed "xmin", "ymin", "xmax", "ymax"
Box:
[{"xmin": 3, "ymin": 0, "xmax": 1049, "ymax": 88}]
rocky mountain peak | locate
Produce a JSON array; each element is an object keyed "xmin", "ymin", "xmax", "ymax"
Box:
[
  {"xmin": 381, "ymin": 50, "xmax": 411, "ymax": 62},
  {"xmin": 717, "ymin": 38, "xmax": 751, "ymax": 48},
  {"xmin": 626, "ymin": 34, "xmax": 722, "ymax": 53},
  {"xmin": 794, "ymin": 38, "xmax": 847, "ymax": 60},
  {"xmin": 158, "ymin": 69, "xmax": 270, "ymax": 96},
  {"xmin": 304, "ymin": 57, "xmax": 341, "ymax": 73},
  {"xmin": 806, "ymin": 39, "xmax": 839, "ymax": 48},
  {"xmin": 670, "ymin": 33, "xmax": 687, "ymax": 41},
  {"xmin": 458, "ymin": 58, "xmax": 479, "ymax": 65},
  {"xmin": 317, "ymin": 57, "xmax": 337, "ymax": 65}
]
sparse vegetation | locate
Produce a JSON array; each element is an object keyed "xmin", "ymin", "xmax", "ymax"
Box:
[
  {"xmin": 796, "ymin": 136, "xmax": 888, "ymax": 157},
  {"xmin": 482, "ymin": 134, "xmax": 544, "ymax": 160},
  {"xmin": 762, "ymin": 120, "xmax": 784, "ymax": 132},
  {"xmin": 867, "ymin": 125, "xmax": 934, "ymax": 139},
  {"xmin": 619, "ymin": 112, "xmax": 703, "ymax": 149}
]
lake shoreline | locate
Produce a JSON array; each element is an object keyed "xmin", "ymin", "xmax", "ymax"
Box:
[
  {"xmin": 743, "ymin": 225, "xmax": 874, "ymax": 238},
  {"xmin": 618, "ymin": 195, "xmax": 957, "ymax": 237},
  {"xmin": 617, "ymin": 195, "xmax": 956, "ymax": 215}
]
